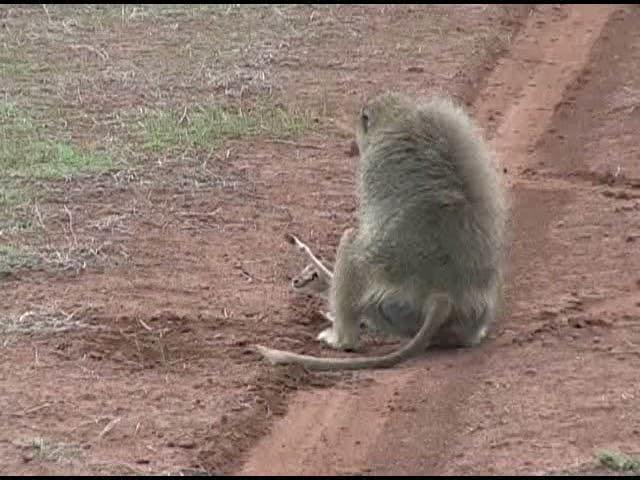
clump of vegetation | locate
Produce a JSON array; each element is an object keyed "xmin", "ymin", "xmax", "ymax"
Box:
[
  {"xmin": 0, "ymin": 102, "xmax": 112, "ymax": 179},
  {"xmin": 142, "ymin": 101, "xmax": 312, "ymax": 152},
  {"xmin": 20, "ymin": 437, "xmax": 83, "ymax": 463},
  {"xmin": 596, "ymin": 449, "xmax": 640, "ymax": 473},
  {"xmin": 0, "ymin": 245, "xmax": 40, "ymax": 277}
]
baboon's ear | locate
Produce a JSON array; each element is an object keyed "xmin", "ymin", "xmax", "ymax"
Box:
[{"xmin": 360, "ymin": 107, "xmax": 370, "ymax": 133}]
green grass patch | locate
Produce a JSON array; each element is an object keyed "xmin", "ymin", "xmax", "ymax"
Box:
[
  {"xmin": 0, "ymin": 245, "xmax": 40, "ymax": 277},
  {"xmin": 0, "ymin": 183, "xmax": 29, "ymax": 209},
  {"xmin": 0, "ymin": 180, "xmax": 39, "ymax": 234},
  {"xmin": 0, "ymin": 57, "xmax": 33, "ymax": 78},
  {"xmin": 0, "ymin": 102, "xmax": 113, "ymax": 179},
  {"xmin": 596, "ymin": 449, "xmax": 640, "ymax": 474},
  {"xmin": 141, "ymin": 101, "xmax": 313, "ymax": 153},
  {"xmin": 1, "ymin": 39, "xmax": 35, "ymax": 79}
]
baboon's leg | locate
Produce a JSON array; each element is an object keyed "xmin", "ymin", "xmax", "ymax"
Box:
[
  {"xmin": 430, "ymin": 319, "xmax": 485, "ymax": 348},
  {"xmin": 317, "ymin": 228, "xmax": 363, "ymax": 350},
  {"xmin": 321, "ymin": 311, "xmax": 336, "ymax": 323},
  {"xmin": 373, "ymin": 301, "xmax": 423, "ymax": 338},
  {"xmin": 431, "ymin": 298, "xmax": 494, "ymax": 348},
  {"xmin": 256, "ymin": 293, "xmax": 453, "ymax": 371}
]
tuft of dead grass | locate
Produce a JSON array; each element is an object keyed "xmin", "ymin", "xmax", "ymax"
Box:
[
  {"xmin": 0, "ymin": 305, "xmax": 103, "ymax": 340},
  {"xmin": 16, "ymin": 437, "xmax": 83, "ymax": 464},
  {"xmin": 0, "ymin": 244, "xmax": 40, "ymax": 277}
]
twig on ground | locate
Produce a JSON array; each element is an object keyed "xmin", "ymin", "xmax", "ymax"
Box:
[
  {"xmin": 64, "ymin": 205, "xmax": 78, "ymax": 248},
  {"xmin": 264, "ymin": 139, "xmax": 325, "ymax": 149},
  {"xmin": 98, "ymin": 417, "xmax": 121, "ymax": 440}
]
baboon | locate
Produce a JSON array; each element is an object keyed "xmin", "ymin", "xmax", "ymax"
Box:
[
  {"xmin": 286, "ymin": 233, "xmax": 335, "ymax": 324},
  {"xmin": 256, "ymin": 92, "xmax": 508, "ymax": 371},
  {"xmin": 287, "ymin": 233, "xmax": 462, "ymax": 340},
  {"xmin": 286, "ymin": 233, "xmax": 333, "ymax": 297},
  {"xmin": 291, "ymin": 261, "xmax": 331, "ymax": 299}
]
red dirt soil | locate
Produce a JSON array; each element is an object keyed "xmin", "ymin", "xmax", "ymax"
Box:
[
  {"xmin": 239, "ymin": 4, "xmax": 640, "ymax": 476},
  {"xmin": 1, "ymin": 4, "xmax": 639, "ymax": 476}
]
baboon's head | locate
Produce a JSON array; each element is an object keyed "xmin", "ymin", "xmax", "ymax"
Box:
[
  {"xmin": 291, "ymin": 264, "xmax": 329, "ymax": 296},
  {"xmin": 355, "ymin": 91, "xmax": 415, "ymax": 153}
]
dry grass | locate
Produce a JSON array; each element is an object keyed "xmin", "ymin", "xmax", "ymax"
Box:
[
  {"xmin": 0, "ymin": 244, "xmax": 40, "ymax": 277},
  {"xmin": 0, "ymin": 305, "xmax": 102, "ymax": 339},
  {"xmin": 16, "ymin": 437, "xmax": 83, "ymax": 463}
]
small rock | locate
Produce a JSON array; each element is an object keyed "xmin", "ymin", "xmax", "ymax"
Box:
[{"xmin": 569, "ymin": 317, "xmax": 586, "ymax": 329}]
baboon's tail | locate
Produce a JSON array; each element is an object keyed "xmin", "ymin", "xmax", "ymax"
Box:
[{"xmin": 255, "ymin": 293, "xmax": 452, "ymax": 371}]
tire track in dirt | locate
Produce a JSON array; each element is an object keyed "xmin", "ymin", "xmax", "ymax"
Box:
[{"xmin": 238, "ymin": 5, "xmax": 624, "ymax": 475}]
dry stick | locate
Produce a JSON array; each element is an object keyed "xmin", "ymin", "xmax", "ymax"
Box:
[
  {"xmin": 41, "ymin": 4, "xmax": 52, "ymax": 23},
  {"xmin": 71, "ymin": 44, "xmax": 109, "ymax": 62},
  {"xmin": 609, "ymin": 349, "xmax": 640, "ymax": 357},
  {"xmin": 178, "ymin": 208, "xmax": 221, "ymax": 217},
  {"xmin": 9, "ymin": 402, "xmax": 52, "ymax": 418},
  {"xmin": 24, "ymin": 402, "xmax": 52, "ymax": 414},
  {"xmin": 98, "ymin": 417, "xmax": 122, "ymax": 440},
  {"xmin": 33, "ymin": 202, "xmax": 48, "ymax": 232},
  {"xmin": 19, "ymin": 310, "xmax": 36, "ymax": 323},
  {"xmin": 63, "ymin": 205, "xmax": 78, "ymax": 248},
  {"xmin": 178, "ymin": 106, "xmax": 188, "ymax": 126},
  {"xmin": 61, "ymin": 307, "xmax": 82, "ymax": 323},
  {"xmin": 264, "ymin": 139, "xmax": 325, "ymax": 149},
  {"xmin": 235, "ymin": 264, "xmax": 265, "ymax": 283},
  {"xmin": 138, "ymin": 318, "xmax": 153, "ymax": 332}
]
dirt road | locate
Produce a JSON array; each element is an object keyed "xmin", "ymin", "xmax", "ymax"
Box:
[{"xmin": 239, "ymin": 5, "xmax": 640, "ymax": 475}]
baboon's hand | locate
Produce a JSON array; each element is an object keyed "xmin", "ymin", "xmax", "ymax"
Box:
[
  {"xmin": 317, "ymin": 327, "xmax": 358, "ymax": 351},
  {"xmin": 284, "ymin": 232, "xmax": 300, "ymax": 246}
]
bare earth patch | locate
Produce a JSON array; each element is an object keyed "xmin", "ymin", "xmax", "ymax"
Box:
[{"xmin": 0, "ymin": 4, "xmax": 529, "ymax": 475}]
